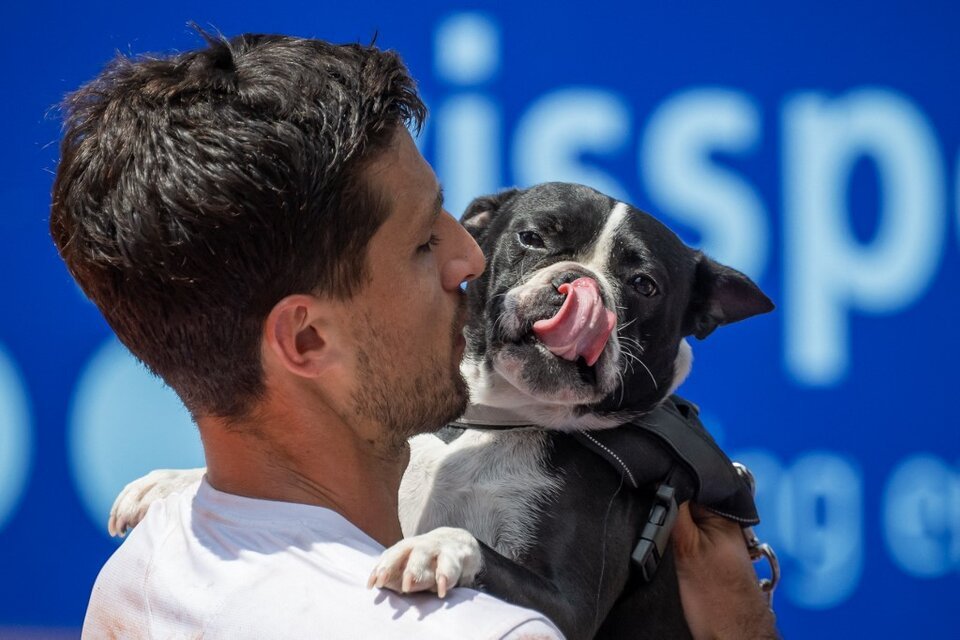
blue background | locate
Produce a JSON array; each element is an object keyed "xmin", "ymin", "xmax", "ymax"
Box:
[{"xmin": 2, "ymin": 0, "xmax": 958, "ymax": 636}]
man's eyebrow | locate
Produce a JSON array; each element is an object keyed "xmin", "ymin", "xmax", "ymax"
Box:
[
  {"xmin": 432, "ymin": 187, "xmax": 444, "ymax": 222},
  {"xmin": 414, "ymin": 187, "xmax": 443, "ymax": 238}
]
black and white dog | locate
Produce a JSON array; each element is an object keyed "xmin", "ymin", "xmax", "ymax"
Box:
[{"xmin": 110, "ymin": 183, "xmax": 773, "ymax": 639}]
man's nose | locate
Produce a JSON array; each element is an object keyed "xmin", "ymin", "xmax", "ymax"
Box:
[{"xmin": 441, "ymin": 211, "xmax": 486, "ymax": 291}]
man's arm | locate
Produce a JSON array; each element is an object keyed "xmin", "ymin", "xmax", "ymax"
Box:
[{"xmin": 672, "ymin": 502, "xmax": 779, "ymax": 640}]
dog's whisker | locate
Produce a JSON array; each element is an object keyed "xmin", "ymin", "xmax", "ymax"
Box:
[
  {"xmin": 491, "ymin": 309, "xmax": 513, "ymax": 337},
  {"xmin": 618, "ymin": 339, "xmax": 642, "ymax": 352},
  {"xmin": 618, "ymin": 342, "xmax": 641, "ymax": 362},
  {"xmin": 494, "ymin": 314, "xmax": 511, "ymax": 336},
  {"xmin": 617, "ymin": 334, "xmax": 643, "ymax": 346},
  {"xmin": 636, "ymin": 356, "xmax": 659, "ymax": 390},
  {"xmin": 617, "ymin": 336, "xmax": 645, "ymax": 354},
  {"xmin": 617, "ymin": 346, "xmax": 640, "ymax": 376},
  {"xmin": 616, "ymin": 369, "xmax": 626, "ymax": 407}
]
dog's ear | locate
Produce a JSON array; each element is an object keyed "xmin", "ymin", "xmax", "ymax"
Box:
[
  {"xmin": 460, "ymin": 188, "xmax": 521, "ymax": 244},
  {"xmin": 686, "ymin": 255, "xmax": 774, "ymax": 339}
]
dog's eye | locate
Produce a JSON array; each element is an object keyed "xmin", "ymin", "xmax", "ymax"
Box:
[
  {"xmin": 517, "ymin": 230, "xmax": 546, "ymax": 249},
  {"xmin": 633, "ymin": 275, "xmax": 659, "ymax": 297}
]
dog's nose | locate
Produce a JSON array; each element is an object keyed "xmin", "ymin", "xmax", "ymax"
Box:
[{"xmin": 551, "ymin": 271, "xmax": 591, "ymax": 290}]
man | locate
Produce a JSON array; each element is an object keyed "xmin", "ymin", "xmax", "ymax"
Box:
[{"xmin": 51, "ymin": 32, "xmax": 777, "ymax": 638}]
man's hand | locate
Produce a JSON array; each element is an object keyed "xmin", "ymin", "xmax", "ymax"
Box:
[{"xmin": 672, "ymin": 502, "xmax": 779, "ymax": 640}]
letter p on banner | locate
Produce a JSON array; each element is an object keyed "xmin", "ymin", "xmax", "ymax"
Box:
[{"xmin": 782, "ymin": 89, "xmax": 945, "ymax": 386}]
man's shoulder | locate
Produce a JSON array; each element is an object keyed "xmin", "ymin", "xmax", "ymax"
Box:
[
  {"xmin": 93, "ymin": 483, "xmax": 187, "ymax": 575},
  {"xmin": 82, "ymin": 485, "xmax": 199, "ymax": 636},
  {"xmin": 349, "ymin": 584, "xmax": 564, "ymax": 640},
  {"xmin": 82, "ymin": 485, "xmax": 564, "ymax": 639}
]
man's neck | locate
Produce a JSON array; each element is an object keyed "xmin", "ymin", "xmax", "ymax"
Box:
[{"xmin": 197, "ymin": 403, "xmax": 408, "ymax": 547}]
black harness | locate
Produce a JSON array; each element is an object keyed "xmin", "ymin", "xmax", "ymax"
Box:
[
  {"xmin": 572, "ymin": 395, "xmax": 759, "ymax": 580},
  {"xmin": 449, "ymin": 394, "xmax": 760, "ymax": 582}
]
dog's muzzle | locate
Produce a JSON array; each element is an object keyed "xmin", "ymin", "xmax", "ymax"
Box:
[{"xmin": 531, "ymin": 277, "xmax": 616, "ymax": 366}]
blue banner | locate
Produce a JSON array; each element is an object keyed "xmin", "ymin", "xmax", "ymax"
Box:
[{"xmin": 2, "ymin": 1, "xmax": 957, "ymax": 636}]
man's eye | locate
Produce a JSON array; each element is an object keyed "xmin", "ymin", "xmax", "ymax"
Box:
[
  {"xmin": 517, "ymin": 230, "xmax": 546, "ymax": 249},
  {"xmin": 633, "ymin": 275, "xmax": 659, "ymax": 297},
  {"xmin": 418, "ymin": 234, "xmax": 441, "ymax": 253}
]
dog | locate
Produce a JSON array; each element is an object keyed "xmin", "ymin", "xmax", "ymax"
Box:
[{"xmin": 109, "ymin": 182, "xmax": 773, "ymax": 639}]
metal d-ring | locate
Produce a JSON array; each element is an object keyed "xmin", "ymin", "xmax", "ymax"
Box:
[{"xmin": 733, "ymin": 462, "xmax": 780, "ymax": 607}]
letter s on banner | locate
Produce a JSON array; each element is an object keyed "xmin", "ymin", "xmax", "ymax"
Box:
[
  {"xmin": 641, "ymin": 88, "xmax": 768, "ymax": 281},
  {"xmin": 512, "ymin": 88, "xmax": 631, "ymax": 203}
]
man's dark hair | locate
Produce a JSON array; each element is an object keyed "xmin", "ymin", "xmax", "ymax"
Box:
[{"xmin": 50, "ymin": 32, "xmax": 426, "ymax": 418}]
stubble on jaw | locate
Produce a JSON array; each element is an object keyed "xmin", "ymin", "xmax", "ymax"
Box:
[{"xmin": 350, "ymin": 301, "xmax": 469, "ymax": 458}]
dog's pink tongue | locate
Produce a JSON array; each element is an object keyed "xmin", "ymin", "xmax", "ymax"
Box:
[{"xmin": 532, "ymin": 277, "xmax": 617, "ymax": 367}]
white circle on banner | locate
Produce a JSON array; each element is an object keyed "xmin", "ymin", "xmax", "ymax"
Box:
[
  {"xmin": 0, "ymin": 346, "xmax": 32, "ymax": 531},
  {"xmin": 69, "ymin": 338, "xmax": 204, "ymax": 534},
  {"xmin": 435, "ymin": 13, "xmax": 500, "ymax": 85}
]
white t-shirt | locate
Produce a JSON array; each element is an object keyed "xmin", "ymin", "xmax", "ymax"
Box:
[{"xmin": 82, "ymin": 478, "xmax": 563, "ymax": 639}]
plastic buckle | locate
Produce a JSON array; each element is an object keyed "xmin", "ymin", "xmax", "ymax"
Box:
[{"xmin": 632, "ymin": 483, "xmax": 679, "ymax": 581}]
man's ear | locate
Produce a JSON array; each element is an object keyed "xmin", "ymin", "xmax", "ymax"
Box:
[
  {"xmin": 686, "ymin": 255, "xmax": 775, "ymax": 340},
  {"xmin": 263, "ymin": 295, "xmax": 338, "ymax": 378},
  {"xmin": 460, "ymin": 188, "xmax": 521, "ymax": 244}
]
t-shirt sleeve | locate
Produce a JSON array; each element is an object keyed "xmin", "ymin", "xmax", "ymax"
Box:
[{"xmin": 498, "ymin": 617, "xmax": 565, "ymax": 640}]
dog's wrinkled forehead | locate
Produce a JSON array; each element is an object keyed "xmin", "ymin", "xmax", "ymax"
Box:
[
  {"xmin": 495, "ymin": 183, "xmax": 691, "ymax": 271},
  {"xmin": 505, "ymin": 183, "xmax": 614, "ymax": 235}
]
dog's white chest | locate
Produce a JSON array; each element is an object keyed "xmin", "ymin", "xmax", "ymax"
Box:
[{"xmin": 399, "ymin": 429, "xmax": 560, "ymax": 561}]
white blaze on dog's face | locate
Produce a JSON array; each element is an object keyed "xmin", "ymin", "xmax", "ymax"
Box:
[{"xmin": 459, "ymin": 183, "xmax": 773, "ymax": 429}]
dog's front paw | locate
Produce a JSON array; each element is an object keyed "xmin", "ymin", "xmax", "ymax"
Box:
[
  {"xmin": 367, "ymin": 527, "xmax": 482, "ymax": 598},
  {"xmin": 108, "ymin": 468, "xmax": 206, "ymax": 537}
]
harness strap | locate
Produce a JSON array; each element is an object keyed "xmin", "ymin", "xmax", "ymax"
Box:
[
  {"xmin": 446, "ymin": 395, "xmax": 762, "ymax": 582},
  {"xmin": 572, "ymin": 395, "xmax": 759, "ymax": 526},
  {"xmin": 571, "ymin": 396, "xmax": 760, "ymax": 581}
]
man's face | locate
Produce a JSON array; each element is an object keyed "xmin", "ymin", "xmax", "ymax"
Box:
[{"xmin": 343, "ymin": 128, "xmax": 485, "ymax": 455}]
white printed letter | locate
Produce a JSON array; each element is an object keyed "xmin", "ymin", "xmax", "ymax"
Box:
[
  {"xmin": 883, "ymin": 455, "xmax": 960, "ymax": 578},
  {"xmin": 783, "ymin": 90, "xmax": 945, "ymax": 385},
  {"xmin": 641, "ymin": 88, "xmax": 768, "ymax": 280},
  {"xmin": 778, "ymin": 453, "xmax": 863, "ymax": 608},
  {"xmin": 512, "ymin": 88, "xmax": 631, "ymax": 202}
]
